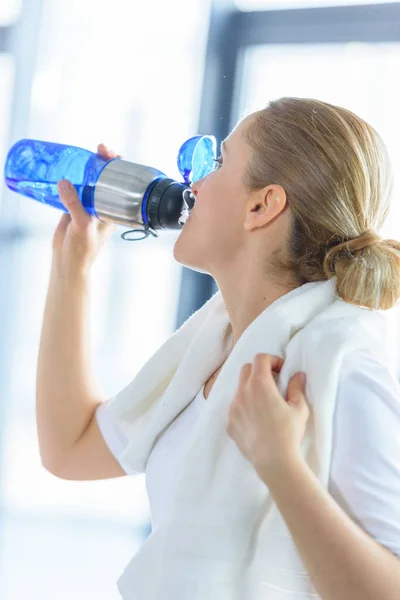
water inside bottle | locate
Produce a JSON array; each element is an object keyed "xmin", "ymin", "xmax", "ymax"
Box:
[
  {"xmin": 4, "ymin": 177, "xmax": 96, "ymax": 215},
  {"xmin": 4, "ymin": 140, "xmax": 106, "ymax": 217}
]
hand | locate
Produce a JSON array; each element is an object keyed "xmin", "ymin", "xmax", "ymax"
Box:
[
  {"xmin": 52, "ymin": 143, "xmax": 122, "ymax": 277},
  {"xmin": 226, "ymin": 353, "xmax": 310, "ymax": 483}
]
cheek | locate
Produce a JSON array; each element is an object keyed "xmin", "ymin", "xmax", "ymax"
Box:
[
  {"xmin": 190, "ymin": 173, "xmax": 244, "ymax": 238},
  {"xmin": 197, "ymin": 176, "xmax": 234, "ymax": 216}
]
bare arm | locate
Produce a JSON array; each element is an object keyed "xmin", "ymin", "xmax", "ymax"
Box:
[
  {"xmin": 35, "ymin": 143, "xmax": 125, "ymax": 479},
  {"xmin": 36, "ymin": 264, "xmax": 108, "ymax": 473}
]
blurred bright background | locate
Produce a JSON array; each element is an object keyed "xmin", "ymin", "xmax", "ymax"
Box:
[{"xmin": 1, "ymin": 0, "xmax": 400, "ymax": 598}]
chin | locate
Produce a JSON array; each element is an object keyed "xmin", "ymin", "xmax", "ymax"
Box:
[
  {"xmin": 188, "ymin": 265, "xmax": 211, "ymax": 275},
  {"xmin": 172, "ymin": 239, "xmax": 210, "ymax": 275}
]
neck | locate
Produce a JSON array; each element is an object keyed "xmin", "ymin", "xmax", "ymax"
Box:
[{"xmin": 218, "ymin": 279, "xmax": 300, "ymax": 350}]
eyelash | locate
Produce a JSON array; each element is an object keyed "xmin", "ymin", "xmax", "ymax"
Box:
[{"xmin": 213, "ymin": 155, "xmax": 223, "ymax": 170}]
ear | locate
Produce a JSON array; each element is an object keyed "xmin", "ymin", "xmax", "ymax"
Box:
[{"xmin": 244, "ymin": 185, "xmax": 287, "ymax": 232}]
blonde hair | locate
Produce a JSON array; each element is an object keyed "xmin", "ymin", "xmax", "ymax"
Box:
[{"xmin": 243, "ymin": 97, "xmax": 400, "ymax": 310}]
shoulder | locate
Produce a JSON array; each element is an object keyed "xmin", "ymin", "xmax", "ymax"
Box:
[
  {"xmin": 293, "ymin": 297, "xmax": 400, "ymax": 375},
  {"xmin": 338, "ymin": 349, "xmax": 400, "ymax": 415},
  {"xmin": 334, "ymin": 350, "xmax": 400, "ymax": 452},
  {"xmin": 340, "ymin": 349, "xmax": 399, "ymax": 390}
]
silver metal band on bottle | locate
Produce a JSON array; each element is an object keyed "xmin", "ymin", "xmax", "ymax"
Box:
[{"xmin": 94, "ymin": 158, "xmax": 166, "ymax": 228}]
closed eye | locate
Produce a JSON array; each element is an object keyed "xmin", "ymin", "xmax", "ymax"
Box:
[{"xmin": 213, "ymin": 156, "xmax": 223, "ymax": 170}]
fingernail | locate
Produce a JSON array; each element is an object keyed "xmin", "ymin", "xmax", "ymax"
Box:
[
  {"xmin": 299, "ymin": 372, "xmax": 307, "ymax": 384},
  {"xmin": 58, "ymin": 180, "xmax": 71, "ymax": 192}
]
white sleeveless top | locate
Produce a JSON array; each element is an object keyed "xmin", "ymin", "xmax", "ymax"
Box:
[{"xmin": 96, "ymin": 350, "xmax": 400, "ymax": 558}]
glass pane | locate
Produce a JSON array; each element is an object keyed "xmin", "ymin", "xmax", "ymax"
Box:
[
  {"xmin": 0, "ymin": 55, "xmax": 15, "ymax": 208},
  {"xmin": 237, "ymin": 42, "xmax": 400, "ymax": 240},
  {"xmin": 0, "ymin": 0, "xmax": 21, "ymax": 24},
  {"xmin": 0, "ymin": 510, "xmax": 146, "ymax": 600},
  {"xmin": 234, "ymin": 0, "xmax": 400, "ymax": 11}
]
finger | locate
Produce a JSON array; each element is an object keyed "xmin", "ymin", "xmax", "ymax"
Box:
[
  {"xmin": 97, "ymin": 143, "xmax": 122, "ymax": 159},
  {"xmin": 97, "ymin": 220, "xmax": 118, "ymax": 235},
  {"xmin": 252, "ymin": 354, "xmax": 283, "ymax": 383},
  {"xmin": 239, "ymin": 363, "xmax": 252, "ymax": 385},
  {"xmin": 255, "ymin": 353, "xmax": 283, "ymax": 372},
  {"xmin": 53, "ymin": 212, "xmax": 71, "ymax": 241},
  {"xmin": 57, "ymin": 180, "xmax": 91, "ymax": 230},
  {"xmin": 57, "ymin": 212, "xmax": 71, "ymax": 233}
]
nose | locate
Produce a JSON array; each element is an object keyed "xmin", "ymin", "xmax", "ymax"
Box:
[
  {"xmin": 189, "ymin": 185, "xmax": 199, "ymax": 204},
  {"xmin": 190, "ymin": 180, "xmax": 203, "ymax": 196}
]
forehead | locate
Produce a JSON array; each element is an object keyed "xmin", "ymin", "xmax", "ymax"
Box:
[{"xmin": 226, "ymin": 113, "xmax": 257, "ymax": 146}]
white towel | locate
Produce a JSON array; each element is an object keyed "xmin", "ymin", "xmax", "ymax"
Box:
[{"xmin": 106, "ymin": 276, "xmax": 400, "ymax": 599}]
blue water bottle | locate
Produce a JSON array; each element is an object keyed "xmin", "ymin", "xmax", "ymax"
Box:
[
  {"xmin": 4, "ymin": 139, "xmax": 189, "ymax": 240},
  {"xmin": 4, "ymin": 136, "xmax": 216, "ymax": 240}
]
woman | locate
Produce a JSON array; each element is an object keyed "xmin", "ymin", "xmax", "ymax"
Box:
[{"xmin": 37, "ymin": 97, "xmax": 400, "ymax": 599}]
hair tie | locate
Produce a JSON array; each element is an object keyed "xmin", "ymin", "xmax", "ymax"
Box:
[{"xmin": 351, "ymin": 230, "xmax": 382, "ymax": 251}]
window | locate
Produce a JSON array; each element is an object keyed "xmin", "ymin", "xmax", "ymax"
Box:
[{"xmin": 234, "ymin": 0, "xmax": 400, "ymax": 11}]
